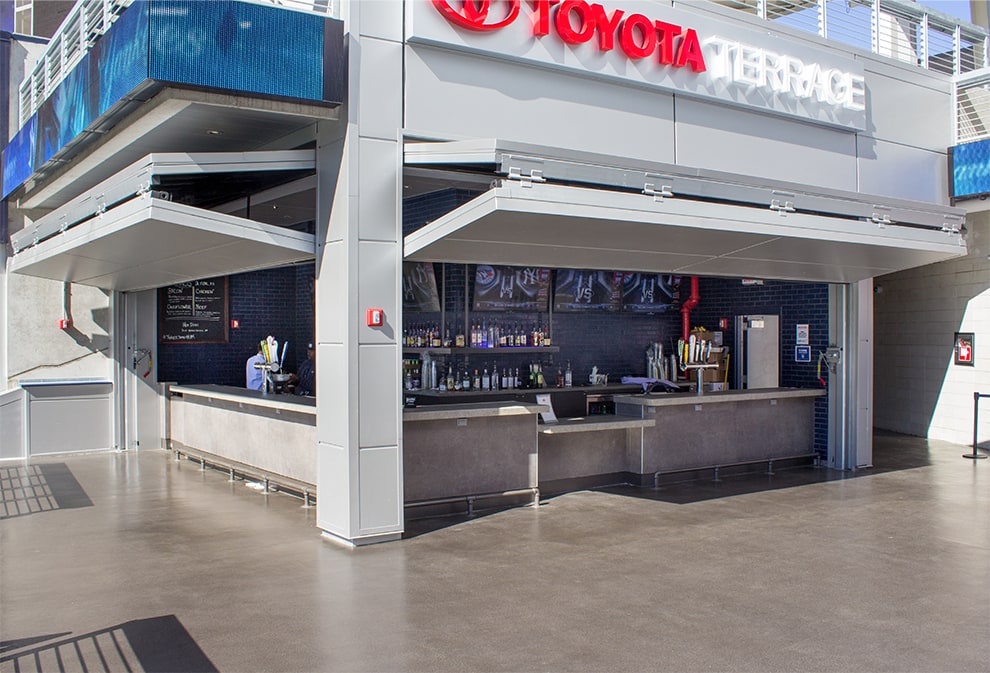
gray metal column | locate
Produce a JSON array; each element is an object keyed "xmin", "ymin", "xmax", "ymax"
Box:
[
  {"xmin": 315, "ymin": 0, "xmax": 404, "ymax": 546},
  {"xmin": 828, "ymin": 280, "xmax": 874, "ymax": 470}
]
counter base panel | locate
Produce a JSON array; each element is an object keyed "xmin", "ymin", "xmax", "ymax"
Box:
[
  {"xmin": 403, "ymin": 414, "xmax": 538, "ymax": 502},
  {"xmin": 640, "ymin": 397, "xmax": 816, "ymax": 474},
  {"xmin": 170, "ymin": 395, "xmax": 316, "ymax": 486}
]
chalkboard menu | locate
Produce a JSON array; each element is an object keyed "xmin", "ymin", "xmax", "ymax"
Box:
[
  {"xmin": 554, "ymin": 269, "xmax": 623, "ymax": 311},
  {"xmin": 473, "ymin": 265, "xmax": 551, "ymax": 311},
  {"xmin": 402, "ymin": 262, "xmax": 441, "ymax": 312},
  {"xmin": 158, "ymin": 277, "xmax": 229, "ymax": 344},
  {"xmin": 621, "ymin": 273, "xmax": 680, "ymax": 312}
]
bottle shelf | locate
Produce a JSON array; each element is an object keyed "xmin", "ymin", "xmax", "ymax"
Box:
[{"xmin": 403, "ymin": 347, "xmax": 560, "ymax": 357}]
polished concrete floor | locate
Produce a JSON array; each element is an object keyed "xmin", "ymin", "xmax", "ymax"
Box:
[{"xmin": 1, "ymin": 432, "xmax": 988, "ymax": 673}]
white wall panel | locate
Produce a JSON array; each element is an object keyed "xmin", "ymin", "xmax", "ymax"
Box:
[
  {"xmin": 357, "ymin": 240, "xmax": 398, "ymax": 345},
  {"xmin": 318, "ymin": 239, "xmax": 349, "ymax": 346},
  {"xmin": 317, "ymin": 441, "xmax": 351, "ymax": 535},
  {"xmin": 359, "ymin": 344, "xmax": 399, "ymax": 448},
  {"xmin": 406, "ymin": 46, "xmax": 675, "ymax": 163},
  {"xmin": 358, "ymin": 38, "xmax": 404, "ymax": 142},
  {"xmin": 358, "ymin": 138, "xmax": 399, "ymax": 243},
  {"xmin": 318, "ymin": 342, "xmax": 349, "ymax": 447},
  {"xmin": 862, "ymin": 62, "xmax": 951, "ymax": 153},
  {"xmin": 359, "ymin": 0, "xmax": 403, "ymax": 41},
  {"xmin": 359, "ymin": 445, "xmax": 401, "ymax": 533},
  {"xmin": 674, "ymin": 98, "xmax": 857, "ymax": 190},
  {"xmin": 857, "ymin": 139, "xmax": 948, "ymax": 204}
]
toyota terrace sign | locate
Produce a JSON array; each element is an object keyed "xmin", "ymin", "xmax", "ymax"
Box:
[{"xmin": 407, "ymin": 0, "xmax": 868, "ymax": 130}]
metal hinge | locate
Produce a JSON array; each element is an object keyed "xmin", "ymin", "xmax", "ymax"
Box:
[
  {"xmin": 769, "ymin": 198, "xmax": 795, "ymax": 215},
  {"xmin": 871, "ymin": 206, "xmax": 892, "ymax": 227},
  {"xmin": 643, "ymin": 174, "xmax": 674, "ymax": 202},
  {"xmin": 506, "ymin": 165, "xmax": 545, "ymax": 188},
  {"xmin": 941, "ymin": 215, "xmax": 963, "ymax": 234}
]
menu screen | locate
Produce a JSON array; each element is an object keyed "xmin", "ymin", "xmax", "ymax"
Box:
[
  {"xmin": 554, "ymin": 270, "xmax": 623, "ymax": 311},
  {"xmin": 402, "ymin": 262, "xmax": 441, "ymax": 312},
  {"xmin": 473, "ymin": 265, "xmax": 551, "ymax": 311},
  {"xmin": 158, "ymin": 277, "xmax": 229, "ymax": 344},
  {"xmin": 621, "ymin": 273, "xmax": 680, "ymax": 312}
]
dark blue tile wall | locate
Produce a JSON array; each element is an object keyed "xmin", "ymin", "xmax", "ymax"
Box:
[
  {"xmin": 403, "ymin": 188, "xmax": 830, "ymax": 454},
  {"xmin": 694, "ymin": 277, "xmax": 830, "ymax": 454},
  {"xmin": 158, "ymin": 264, "xmax": 315, "ymax": 386}
]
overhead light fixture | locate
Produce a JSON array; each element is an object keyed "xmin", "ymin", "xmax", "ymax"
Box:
[{"xmin": 206, "ymin": 129, "xmax": 223, "ymax": 136}]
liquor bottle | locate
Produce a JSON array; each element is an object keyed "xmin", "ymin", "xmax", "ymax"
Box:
[
  {"xmin": 444, "ymin": 328, "xmax": 452, "ymax": 348},
  {"xmin": 514, "ymin": 367, "xmax": 520, "ymax": 388},
  {"xmin": 543, "ymin": 326, "xmax": 551, "ymax": 347},
  {"xmin": 537, "ymin": 363, "xmax": 545, "ymax": 388},
  {"xmin": 482, "ymin": 367, "xmax": 490, "ymax": 390},
  {"xmin": 480, "ymin": 322, "xmax": 488, "ymax": 348},
  {"xmin": 472, "ymin": 369, "xmax": 481, "ymax": 391},
  {"xmin": 461, "ymin": 369, "xmax": 470, "ymax": 391},
  {"xmin": 456, "ymin": 331, "xmax": 465, "ymax": 348},
  {"xmin": 556, "ymin": 367, "xmax": 564, "ymax": 388},
  {"xmin": 502, "ymin": 368, "xmax": 509, "ymax": 390},
  {"xmin": 565, "ymin": 361, "xmax": 573, "ymax": 387},
  {"xmin": 446, "ymin": 366, "xmax": 454, "ymax": 392}
]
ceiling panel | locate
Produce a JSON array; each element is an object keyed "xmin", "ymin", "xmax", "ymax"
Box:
[
  {"xmin": 404, "ymin": 184, "xmax": 966, "ymax": 283},
  {"xmin": 10, "ymin": 195, "xmax": 315, "ymax": 292}
]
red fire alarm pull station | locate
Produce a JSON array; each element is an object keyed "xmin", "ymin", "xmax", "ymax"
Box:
[
  {"xmin": 59, "ymin": 319, "xmax": 71, "ymax": 330},
  {"xmin": 954, "ymin": 332, "xmax": 975, "ymax": 366},
  {"xmin": 231, "ymin": 319, "xmax": 240, "ymax": 329},
  {"xmin": 366, "ymin": 308, "xmax": 384, "ymax": 327}
]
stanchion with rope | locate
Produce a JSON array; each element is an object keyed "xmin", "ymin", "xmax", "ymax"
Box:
[{"xmin": 963, "ymin": 392, "xmax": 989, "ymax": 460}]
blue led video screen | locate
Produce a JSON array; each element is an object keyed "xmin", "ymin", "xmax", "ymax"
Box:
[
  {"xmin": 2, "ymin": 0, "xmax": 342, "ymax": 199},
  {"xmin": 952, "ymin": 138, "xmax": 990, "ymax": 200}
]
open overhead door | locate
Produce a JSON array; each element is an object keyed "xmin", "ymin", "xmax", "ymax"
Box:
[
  {"xmin": 8, "ymin": 150, "xmax": 316, "ymax": 291},
  {"xmin": 403, "ymin": 139, "xmax": 967, "ymax": 282}
]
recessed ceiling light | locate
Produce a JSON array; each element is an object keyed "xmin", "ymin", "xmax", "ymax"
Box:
[{"xmin": 206, "ymin": 129, "xmax": 223, "ymax": 136}]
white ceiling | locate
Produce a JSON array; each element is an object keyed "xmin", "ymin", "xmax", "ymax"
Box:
[
  {"xmin": 9, "ymin": 194, "xmax": 315, "ymax": 292},
  {"xmin": 404, "ymin": 184, "xmax": 967, "ymax": 283}
]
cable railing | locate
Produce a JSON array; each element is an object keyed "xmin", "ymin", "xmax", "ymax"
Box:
[
  {"xmin": 716, "ymin": 0, "xmax": 988, "ymax": 74},
  {"xmin": 16, "ymin": 0, "xmax": 335, "ymax": 128},
  {"xmin": 955, "ymin": 67, "xmax": 990, "ymax": 143}
]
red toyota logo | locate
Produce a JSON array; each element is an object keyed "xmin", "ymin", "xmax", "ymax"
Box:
[{"xmin": 432, "ymin": 0, "xmax": 521, "ymax": 31}]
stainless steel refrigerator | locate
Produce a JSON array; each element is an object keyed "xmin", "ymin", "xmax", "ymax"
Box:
[{"xmin": 734, "ymin": 315, "xmax": 780, "ymax": 389}]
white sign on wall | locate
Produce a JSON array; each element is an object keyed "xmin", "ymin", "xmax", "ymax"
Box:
[{"xmin": 408, "ymin": 0, "xmax": 868, "ymax": 131}]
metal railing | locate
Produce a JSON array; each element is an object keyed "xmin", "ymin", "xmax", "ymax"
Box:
[
  {"xmin": 16, "ymin": 0, "xmax": 335, "ymax": 128},
  {"xmin": 955, "ymin": 67, "xmax": 990, "ymax": 143},
  {"xmin": 716, "ymin": 0, "xmax": 988, "ymax": 75}
]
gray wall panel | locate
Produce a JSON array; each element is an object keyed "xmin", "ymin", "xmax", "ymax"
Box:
[
  {"xmin": 673, "ymin": 98, "xmax": 858, "ymax": 191},
  {"xmin": 405, "ymin": 46, "xmax": 675, "ymax": 163},
  {"xmin": 0, "ymin": 389, "xmax": 25, "ymax": 459},
  {"xmin": 858, "ymin": 139, "xmax": 948, "ymax": 204},
  {"xmin": 861, "ymin": 60, "xmax": 951, "ymax": 153}
]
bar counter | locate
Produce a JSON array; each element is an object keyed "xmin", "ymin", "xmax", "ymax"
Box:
[
  {"xmin": 168, "ymin": 385, "xmax": 316, "ymax": 488},
  {"xmin": 403, "ymin": 401, "xmax": 546, "ymax": 504},
  {"xmin": 615, "ymin": 388, "xmax": 826, "ymax": 478}
]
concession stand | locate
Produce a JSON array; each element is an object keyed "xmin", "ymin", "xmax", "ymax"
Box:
[{"xmin": 1, "ymin": 0, "xmax": 971, "ymax": 546}]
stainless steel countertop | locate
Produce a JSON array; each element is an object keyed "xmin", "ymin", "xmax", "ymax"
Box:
[{"xmin": 614, "ymin": 388, "xmax": 826, "ymax": 407}]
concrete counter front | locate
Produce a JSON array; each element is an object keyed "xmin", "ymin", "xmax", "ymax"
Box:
[
  {"xmin": 403, "ymin": 402, "xmax": 546, "ymax": 504},
  {"xmin": 168, "ymin": 385, "xmax": 316, "ymax": 489},
  {"xmin": 614, "ymin": 388, "xmax": 826, "ymax": 479}
]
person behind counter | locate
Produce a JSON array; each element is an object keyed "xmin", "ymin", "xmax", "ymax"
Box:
[
  {"xmin": 246, "ymin": 344, "xmax": 265, "ymax": 391},
  {"xmin": 295, "ymin": 342, "xmax": 315, "ymax": 396}
]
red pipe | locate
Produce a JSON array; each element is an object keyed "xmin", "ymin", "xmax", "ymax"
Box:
[{"xmin": 681, "ymin": 276, "xmax": 700, "ymax": 342}]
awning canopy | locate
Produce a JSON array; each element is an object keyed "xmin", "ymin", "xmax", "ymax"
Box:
[
  {"xmin": 8, "ymin": 195, "xmax": 314, "ymax": 291},
  {"xmin": 404, "ymin": 182, "xmax": 965, "ymax": 283},
  {"xmin": 403, "ymin": 138, "xmax": 967, "ymax": 282}
]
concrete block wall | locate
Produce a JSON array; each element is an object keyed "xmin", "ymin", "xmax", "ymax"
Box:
[
  {"xmin": 5, "ymin": 274, "xmax": 111, "ymax": 388},
  {"xmin": 874, "ymin": 212, "xmax": 990, "ymax": 445}
]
